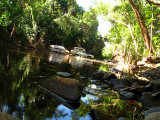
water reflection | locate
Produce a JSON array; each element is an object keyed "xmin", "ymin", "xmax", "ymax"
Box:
[
  {"xmin": 48, "ymin": 52, "xmax": 93, "ymax": 68},
  {"xmin": 69, "ymin": 56, "xmax": 93, "ymax": 68},
  {"xmin": 0, "ymin": 45, "xmax": 102, "ymax": 120},
  {"xmin": 48, "ymin": 52, "xmax": 69, "ymax": 64}
]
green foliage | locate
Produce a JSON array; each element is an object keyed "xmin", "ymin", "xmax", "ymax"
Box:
[
  {"xmin": 94, "ymin": 0, "xmax": 160, "ymax": 61},
  {"xmin": 92, "ymin": 94, "xmax": 143, "ymax": 120},
  {"xmin": 102, "ymin": 45, "xmax": 113, "ymax": 60},
  {"xmin": 0, "ymin": 0, "xmax": 104, "ymax": 59},
  {"xmin": 1, "ymin": 0, "xmax": 160, "ymax": 59},
  {"xmin": 98, "ymin": 64, "xmax": 109, "ymax": 71}
]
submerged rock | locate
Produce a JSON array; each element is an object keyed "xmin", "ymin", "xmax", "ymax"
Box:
[
  {"xmin": 40, "ymin": 77, "xmax": 82, "ymax": 101},
  {"xmin": 92, "ymin": 70, "xmax": 117, "ymax": 81},
  {"xmin": 0, "ymin": 112, "xmax": 19, "ymax": 120},
  {"xmin": 117, "ymin": 117, "xmax": 129, "ymax": 120},
  {"xmin": 83, "ymin": 87, "xmax": 109, "ymax": 96},
  {"xmin": 92, "ymin": 70, "xmax": 104, "ymax": 79},
  {"xmin": 57, "ymin": 72, "xmax": 71, "ymax": 77}
]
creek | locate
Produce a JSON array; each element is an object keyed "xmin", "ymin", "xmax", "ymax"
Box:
[{"xmin": 0, "ymin": 44, "xmax": 143, "ymax": 120}]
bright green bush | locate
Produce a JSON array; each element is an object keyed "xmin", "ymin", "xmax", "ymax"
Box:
[{"xmin": 102, "ymin": 43, "xmax": 114, "ymax": 60}]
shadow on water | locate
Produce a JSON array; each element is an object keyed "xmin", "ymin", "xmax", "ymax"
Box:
[{"xmin": 0, "ymin": 44, "xmax": 143, "ymax": 120}]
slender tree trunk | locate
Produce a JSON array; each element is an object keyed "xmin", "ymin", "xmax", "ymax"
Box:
[
  {"xmin": 10, "ymin": 23, "xmax": 15, "ymax": 37},
  {"xmin": 7, "ymin": 52, "xmax": 9, "ymax": 67},
  {"xmin": 150, "ymin": 7, "xmax": 153, "ymax": 56},
  {"xmin": 128, "ymin": 24, "xmax": 139, "ymax": 56},
  {"xmin": 128, "ymin": 0, "xmax": 156, "ymax": 54}
]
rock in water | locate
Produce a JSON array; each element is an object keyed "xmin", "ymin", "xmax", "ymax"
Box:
[
  {"xmin": 41, "ymin": 77, "xmax": 82, "ymax": 101},
  {"xmin": 57, "ymin": 72, "xmax": 71, "ymax": 77},
  {"xmin": 92, "ymin": 70, "xmax": 105, "ymax": 79},
  {"xmin": 92, "ymin": 70, "xmax": 117, "ymax": 80}
]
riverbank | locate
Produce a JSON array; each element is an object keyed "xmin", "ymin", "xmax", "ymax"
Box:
[
  {"xmin": 91, "ymin": 56, "xmax": 160, "ymax": 81},
  {"xmin": 90, "ymin": 58, "xmax": 160, "ymax": 120}
]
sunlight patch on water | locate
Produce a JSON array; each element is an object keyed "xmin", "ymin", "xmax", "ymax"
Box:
[{"xmin": 81, "ymin": 95, "xmax": 99, "ymax": 104}]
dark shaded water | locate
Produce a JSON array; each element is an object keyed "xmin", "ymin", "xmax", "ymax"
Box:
[{"xmin": 0, "ymin": 44, "xmax": 115, "ymax": 120}]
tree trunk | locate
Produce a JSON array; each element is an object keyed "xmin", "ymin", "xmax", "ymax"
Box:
[{"xmin": 128, "ymin": 0, "xmax": 156, "ymax": 54}]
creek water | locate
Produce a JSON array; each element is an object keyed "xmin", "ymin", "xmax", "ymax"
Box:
[{"xmin": 0, "ymin": 44, "xmax": 142, "ymax": 120}]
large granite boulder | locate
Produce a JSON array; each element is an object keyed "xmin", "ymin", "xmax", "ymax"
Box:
[
  {"xmin": 40, "ymin": 77, "xmax": 83, "ymax": 101},
  {"xmin": 145, "ymin": 112, "xmax": 160, "ymax": 120},
  {"xmin": 144, "ymin": 107, "xmax": 160, "ymax": 120},
  {"xmin": 0, "ymin": 112, "xmax": 19, "ymax": 120},
  {"xmin": 144, "ymin": 107, "xmax": 160, "ymax": 116}
]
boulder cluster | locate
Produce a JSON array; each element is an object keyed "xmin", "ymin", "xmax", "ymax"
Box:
[
  {"xmin": 39, "ymin": 68, "xmax": 160, "ymax": 120},
  {"xmin": 92, "ymin": 70, "xmax": 160, "ymax": 107}
]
